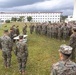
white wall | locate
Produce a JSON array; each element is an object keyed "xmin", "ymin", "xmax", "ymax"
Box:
[{"xmin": 0, "ymin": 12, "xmax": 62, "ymax": 23}]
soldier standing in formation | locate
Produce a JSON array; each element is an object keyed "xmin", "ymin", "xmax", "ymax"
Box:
[
  {"xmin": 14, "ymin": 34, "xmax": 28, "ymax": 75},
  {"xmin": 69, "ymin": 27, "xmax": 76, "ymax": 61},
  {"xmin": 62, "ymin": 23, "xmax": 69, "ymax": 40},
  {"xmin": 29, "ymin": 23, "xmax": 34, "ymax": 34},
  {"xmin": 8, "ymin": 28, "xmax": 15, "ymax": 40},
  {"xmin": 51, "ymin": 44, "xmax": 76, "ymax": 75},
  {"xmin": 12, "ymin": 25, "xmax": 16, "ymax": 36},
  {"xmin": 35, "ymin": 23, "xmax": 38, "ymax": 34},
  {"xmin": 58, "ymin": 25, "xmax": 62, "ymax": 40},
  {"xmin": 23, "ymin": 23, "xmax": 27, "ymax": 35},
  {"xmin": 47, "ymin": 24, "xmax": 51, "ymax": 37},
  {"xmin": 0, "ymin": 30, "xmax": 12, "ymax": 68},
  {"xmin": 15, "ymin": 26, "xmax": 20, "ymax": 36}
]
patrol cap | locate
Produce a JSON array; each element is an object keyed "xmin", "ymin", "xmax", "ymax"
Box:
[
  {"xmin": 4, "ymin": 30, "xmax": 8, "ymax": 32},
  {"xmin": 59, "ymin": 44, "xmax": 73, "ymax": 55},
  {"xmin": 19, "ymin": 34, "xmax": 23, "ymax": 39}
]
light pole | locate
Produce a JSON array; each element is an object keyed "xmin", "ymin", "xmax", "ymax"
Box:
[
  {"xmin": 0, "ymin": 19, "xmax": 2, "ymax": 29},
  {"xmin": 73, "ymin": 0, "xmax": 76, "ymax": 20}
]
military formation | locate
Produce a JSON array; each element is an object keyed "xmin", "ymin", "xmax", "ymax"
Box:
[
  {"xmin": 0, "ymin": 22, "xmax": 76, "ymax": 75},
  {"xmin": 33, "ymin": 22, "xmax": 74, "ymax": 40}
]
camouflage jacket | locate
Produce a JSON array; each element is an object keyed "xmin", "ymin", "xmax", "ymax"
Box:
[
  {"xmin": 0, "ymin": 35, "xmax": 12, "ymax": 51},
  {"xmin": 8, "ymin": 32, "xmax": 14, "ymax": 39},
  {"xmin": 51, "ymin": 60, "xmax": 76, "ymax": 75},
  {"xmin": 14, "ymin": 40, "xmax": 28, "ymax": 58},
  {"xmin": 69, "ymin": 33, "xmax": 76, "ymax": 48}
]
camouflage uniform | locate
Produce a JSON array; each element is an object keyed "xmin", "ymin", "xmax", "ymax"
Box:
[
  {"xmin": 29, "ymin": 24, "xmax": 34, "ymax": 34},
  {"xmin": 51, "ymin": 45, "xmax": 76, "ymax": 75},
  {"xmin": 62, "ymin": 25, "xmax": 69, "ymax": 40},
  {"xmin": 15, "ymin": 26, "xmax": 20, "ymax": 36},
  {"xmin": 58, "ymin": 26, "xmax": 62, "ymax": 40},
  {"xmin": 11, "ymin": 25, "xmax": 17, "ymax": 42},
  {"xmin": 54, "ymin": 25, "xmax": 58, "ymax": 39},
  {"xmin": 35, "ymin": 24, "xmax": 38, "ymax": 34},
  {"xmin": 51, "ymin": 25, "xmax": 55, "ymax": 38},
  {"xmin": 14, "ymin": 39, "xmax": 28, "ymax": 72},
  {"xmin": 23, "ymin": 24, "xmax": 27, "ymax": 35},
  {"xmin": 51, "ymin": 60, "xmax": 76, "ymax": 75},
  {"xmin": 0, "ymin": 35, "xmax": 12, "ymax": 67},
  {"xmin": 69, "ymin": 28, "xmax": 76, "ymax": 60},
  {"xmin": 41, "ymin": 24, "xmax": 45, "ymax": 35},
  {"xmin": 50, "ymin": 25, "xmax": 53, "ymax": 38},
  {"xmin": 12, "ymin": 27, "xmax": 16, "ymax": 36},
  {"xmin": 38, "ymin": 24, "xmax": 42, "ymax": 34},
  {"xmin": 42, "ymin": 23, "xmax": 47, "ymax": 35},
  {"xmin": 47, "ymin": 25, "xmax": 50, "ymax": 37},
  {"xmin": 8, "ymin": 28, "xmax": 15, "ymax": 40}
]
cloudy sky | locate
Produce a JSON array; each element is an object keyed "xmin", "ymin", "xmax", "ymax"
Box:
[{"xmin": 0, "ymin": 0, "xmax": 74, "ymax": 15}]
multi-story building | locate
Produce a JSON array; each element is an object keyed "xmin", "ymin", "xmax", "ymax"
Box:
[{"xmin": 0, "ymin": 12, "xmax": 62, "ymax": 23}]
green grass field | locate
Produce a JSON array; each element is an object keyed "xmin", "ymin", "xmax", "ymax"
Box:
[{"xmin": 0, "ymin": 22, "xmax": 69, "ymax": 75}]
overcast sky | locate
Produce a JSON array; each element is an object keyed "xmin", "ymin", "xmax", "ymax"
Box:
[{"xmin": 0, "ymin": 0, "xmax": 74, "ymax": 15}]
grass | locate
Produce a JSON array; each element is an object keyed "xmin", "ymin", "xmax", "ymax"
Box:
[{"xmin": 0, "ymin": 22, "xmax": 69, "ymax": 75}]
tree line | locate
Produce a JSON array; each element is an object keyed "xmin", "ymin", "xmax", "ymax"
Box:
[{"xmin": 5, "ymin": 16, "xmax": 32, "ymax": 23}]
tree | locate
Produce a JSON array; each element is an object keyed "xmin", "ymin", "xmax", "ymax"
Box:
[
  {"xmin": 5, "ymin": 20, "xmax": 10, "ymax": 23},
  {"xmin": 61, "ymin": 15, "xmax": 68, "ymax": 22},
  {"xmin": 11, "ymin": 17, "xmax": 17, "ymax": 22},
  {"xmin": 17, "ymin": 16, "xmax": 25, "ymax": 22},
  {"xmin": 27, "ymin": 16, "xmax": 32, "ymax": 22},
  {"xmin": 20, "ymin": 16, "xmax": 25, "ymax": 22},
  {"xmin": 17, "ymin": 18, "xmax": 22, "ymax": 22}
]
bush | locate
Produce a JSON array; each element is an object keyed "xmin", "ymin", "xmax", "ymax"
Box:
[{"xmin": 5, "ymin": 20, "xmax": 10, "ymax": 23}]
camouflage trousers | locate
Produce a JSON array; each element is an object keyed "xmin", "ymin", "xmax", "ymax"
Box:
[
  {"xmin": 2, "ymin": 51, "xmax": 12, "ymax": 67},
  {"xmin": 30, "ymin": 30, "xmax": 33, "ymax": 34},
  {"xmin": 41, "ymin": 30, "xmax": 45, "ymax": 35},
  {"xmin": 47, "ymin": 32, "xmax": 50, "ymax": 37},
  {"xmin": 17, "ymin": 57, "xmax": 27, "ymax": 72},
  {"xmin": 63, "ymin": 33, "xmax": 69, "ymax": 40},
  {"xmin": 23, "ymin": 32, "xmax": 27, "ymax": 35}
]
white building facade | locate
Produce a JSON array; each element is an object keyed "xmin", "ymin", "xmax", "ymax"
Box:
[{"xmin": 0, "ymin": 12, "xmax": 62, "ymax": 23}]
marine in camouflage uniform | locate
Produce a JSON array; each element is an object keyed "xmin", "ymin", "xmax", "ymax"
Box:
[
  {"xmin": 38, "ymin": 24, "xmax": 42, "ymax": 34},
  {"xmin": 69, "ymin": 27, "xmax": 76, "ymax": 61},
  {"xmin": 51, "ymin": 44, "xmax": 76, "ymax": 75},
  {"xmin": 51, "ymin": 25, "xmax": 55, "ymax": 38},
  {"xmin": 41, "ymin": 23, "xmax": 47, "ymax": 35},
  {"xmin": 50, "ymin": 25, "xmax": 53, "ymax": 38},
  {"xmin": 8, "ymin": 28, "xmax": 15, "ymax": 40},
  {"xmin": 12, "ymin": 25, "xmax": 16, "ymax": 36},
  {"xmin": 11, "ymin": 25, "xmax": 17, "ymax": 42},
  {"xmin": 15, "ymin": 26, "xmax": 20, "ymax": 36},
  {"xmin": 29, "ymin": 24, "xmax": 34, "ymax": 34},
  {"xmin": 47, "ymin": 24, "xmax": 51, "ymax": 37},
  {"xmin": 58, "ymin": 25, "xmax": 62, "ymax": 40},
  {"xmin": 54, "ymin": 25, "xmax": 58, "ymax": 39},
  {"xmin": 35, "ymin": 23, "xmax": 38, "ymax": 34},
  {"xmin": 14, "ymin": 34, "xmax": 28, "ymax": 75},
  {"xmin": 62, "ymin": 23, "xmax": 69, "ymax": 40},
  {"xmin": 22, "ymin": 24, "xmax": 27, "ymax": 35},
  {"xmin": 0, "ymin": 30, "xmax": 12, "ymax": 68}
]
